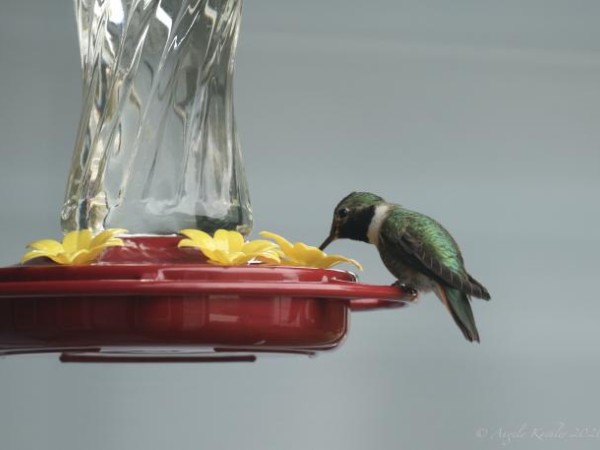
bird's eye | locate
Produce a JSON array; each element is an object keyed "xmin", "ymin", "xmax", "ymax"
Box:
[{"xmin": 337, "ymin": 208, "xmax": 349, "ymax": 218}]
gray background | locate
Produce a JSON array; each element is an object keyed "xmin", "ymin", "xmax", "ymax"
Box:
[{"xmin": 1, "ymin": 1, "xmax": 600, "ymax": 449}]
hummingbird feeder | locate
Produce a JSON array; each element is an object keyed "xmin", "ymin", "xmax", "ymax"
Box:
[{"xmin": 0, "ymin": 0, "xmax": 414, "ymax": 363}]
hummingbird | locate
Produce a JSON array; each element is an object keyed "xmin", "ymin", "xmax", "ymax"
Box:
[{"xmin": 319, "ymin": 192, "xmax": 490, "ymax": 342}]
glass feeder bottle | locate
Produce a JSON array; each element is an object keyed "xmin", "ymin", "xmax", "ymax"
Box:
[{"xmin": 61, "ymin": 0, "xmax": 252, "ymax": 236}]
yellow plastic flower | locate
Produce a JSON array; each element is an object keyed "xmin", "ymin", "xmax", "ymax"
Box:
[
  {"xmin": 259, "ymin": 231, "xmax": 363, "ymax": 270},
  {"xmin": 21, "ymin": 228, "xmax": 127, "ymax": 265},
  {"xmin": 178, "ymin": 229, "xmax": 282, "ymax": 265}
]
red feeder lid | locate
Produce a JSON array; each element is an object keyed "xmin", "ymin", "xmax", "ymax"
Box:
[{"xmin": 0, "ymin": 237, "xmax": 415, "ymax": 362}]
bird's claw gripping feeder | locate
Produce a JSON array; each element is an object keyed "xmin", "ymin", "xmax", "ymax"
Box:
[{"xmin": 0, "ymin": 0, "xmax": 414, "ymax": 363}]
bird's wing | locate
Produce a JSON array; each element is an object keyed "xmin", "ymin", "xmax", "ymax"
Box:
[{"xmin": 380, "ymin": 225, "xmax": 490, "ymax": 300}]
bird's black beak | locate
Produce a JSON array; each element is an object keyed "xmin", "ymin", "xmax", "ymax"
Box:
[
  {"xmin": 319, "ymin": 223, "xmax": 337, "ymax": 250},
  {"xmin": 319, "ymin": 234, "xmax": 335, "ymax": 251}
]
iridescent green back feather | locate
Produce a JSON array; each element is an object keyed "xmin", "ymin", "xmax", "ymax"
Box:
[
  {"xmin": 399, "ymin": 208, "xmax": 464, "ymax": 269},
  {"xmin": 382, "ymin": 206, "xmax": 490, "ymax": 300}
]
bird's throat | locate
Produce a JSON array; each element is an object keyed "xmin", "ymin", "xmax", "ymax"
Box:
[{"xmin": 367, "ymin": 204, "xmax": 390, "ymax": 246}]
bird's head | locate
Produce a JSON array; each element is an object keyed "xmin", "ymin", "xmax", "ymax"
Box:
[{"xmin": 319, "ymin": 192, "xmax": 385, "ymax": 250}]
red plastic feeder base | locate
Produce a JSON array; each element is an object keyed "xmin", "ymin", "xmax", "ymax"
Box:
[{"xmin": 0, "ymin": 237, "xmax": 414, "ymax": 362}]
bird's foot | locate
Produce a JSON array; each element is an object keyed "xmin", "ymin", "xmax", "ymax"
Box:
[{"xmin": 391, "ymin": 281, "xmax": 419, "ymax": 298}]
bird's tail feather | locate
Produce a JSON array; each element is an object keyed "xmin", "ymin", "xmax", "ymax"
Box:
[{"xmin": 434, "ymin": 284, "xmax": 480, "ymax": 342}]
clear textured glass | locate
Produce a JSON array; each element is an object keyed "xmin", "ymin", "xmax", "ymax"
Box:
[{"xmin": 62, "ymin": 0, "xmax": 252, "ymax": 235}]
